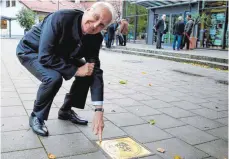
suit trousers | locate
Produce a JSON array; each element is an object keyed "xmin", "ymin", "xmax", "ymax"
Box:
[
  {"xmin": 17, "ymin": 53, "xmax": 91, "ymax": 121},
  {"xmin": 156, "ymin": 31, "xmax": 163, "ymax": 49}
]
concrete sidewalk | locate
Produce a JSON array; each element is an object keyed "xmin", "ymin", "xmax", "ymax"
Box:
[
  {"xmin": 1, "ymin": 39, "xmax": 228, "ymax": 159},
  {"xmin": 123, "ymin": 43, "xmax": 228, "ymax": 59}
]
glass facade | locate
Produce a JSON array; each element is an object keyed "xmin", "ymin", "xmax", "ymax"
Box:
[
  {"xmin": 198, "ymin": 1, "xmax": 228, "ymax": 49},
  {"xmin": 123, "ymin": 1, "xmax": 148, "ymax": 43}
]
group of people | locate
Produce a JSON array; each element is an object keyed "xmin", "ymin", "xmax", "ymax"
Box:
[
  {"xmin": 103, "ymin": 19, "xmax": 129, "ymax": 48},
  {"xmin": 155, "ymin": 14, "xmax": 194, "ymax": 51}
]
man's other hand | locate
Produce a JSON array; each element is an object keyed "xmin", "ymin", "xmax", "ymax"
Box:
[
  {"xmin": 75, "ymin": 63, "xmax": 95, "ymax": 77},
  {"xmin": 92, "ymin": 107, "xmax": 104, "ymax": 142}
]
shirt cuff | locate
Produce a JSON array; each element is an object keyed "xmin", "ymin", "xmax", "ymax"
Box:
[{"xmin": 93, "ymin": 101, "xmax": 103, "ymax": 106}]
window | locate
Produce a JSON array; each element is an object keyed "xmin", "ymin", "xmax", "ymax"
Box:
[
  {"xmin": 6, "ymin": 1, "xmax": 10, "ymax": 7},
  {"xmin": 12, "ymin": 0, "xmax": 16, "ymax": 6}
]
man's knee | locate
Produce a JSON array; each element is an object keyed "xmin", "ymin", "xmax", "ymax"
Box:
[{"xmin": 43, "ymin": 73, "xmax": 63, "ymax": 88}]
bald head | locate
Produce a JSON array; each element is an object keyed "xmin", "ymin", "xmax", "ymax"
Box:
[{"xmin": 81, "ymin": 2, "xmax": 116, "ymax": 34}]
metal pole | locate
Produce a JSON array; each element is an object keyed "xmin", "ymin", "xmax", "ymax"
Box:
[{"xmin": 9, "ymin": 20, "xmax": 11, "ymax": 38}]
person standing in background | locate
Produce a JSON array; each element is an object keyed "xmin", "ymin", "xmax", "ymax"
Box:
[
  {"xmin": 155, "ymin": 14, "xmax": 166, "ymax": 49},
  {"xmin": 120, "ymin": 19, "xmax": 129, "ymax": 46},
  {"xmin": 173, "ymin": 16, "xmax": 185, "ymax": 51},
  {"xmin": 184, "ymin": 14, "xmax": 194, "ymax": 50}
]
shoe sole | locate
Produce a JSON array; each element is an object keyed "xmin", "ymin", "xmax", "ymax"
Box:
[{"xmin": 58, "ymin": 116, "xmax": 88, "ymax": 125}]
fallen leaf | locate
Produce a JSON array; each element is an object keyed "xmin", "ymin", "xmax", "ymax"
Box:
[
  {"xmin": 111, "ymin": 110, "xmax": 116, "ymax": 112},
  {"xmin": 174, "ymin": 155, "xmax": 182, "ymax": 159},
  {"xmin": 149, "ymin": 120, "xmax": 155, "ymax": 125},
  {"xmin": 149, "ymin": 84, "xmax": 152, "ymax": 86},
  {"xmin": 157, "ymin": 148, "xmax": 165, "ymax": 153},
  {"xmin": 142, "ymin": 72, "xmax": 146, "ymax": 74},
  {"xmin": 48, "ymin": 153, "xmax": 56, "ymax": 159},
  {"xmin": 119, "ymin": 80, "xmax": 127, "ymax": 84}
]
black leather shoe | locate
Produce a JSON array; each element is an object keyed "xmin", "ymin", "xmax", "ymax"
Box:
[
  {"xmin": 58, "ymin": 109, "xmax": 88, "ymax": 125},
  {"xmin": 29, "ymin": 115, "xmax": 49, "ymax": 136}
]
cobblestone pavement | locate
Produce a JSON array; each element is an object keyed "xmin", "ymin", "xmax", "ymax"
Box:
[{"xmin": 1, "ymin": 39, "xmax": 228, "ymax": 159}]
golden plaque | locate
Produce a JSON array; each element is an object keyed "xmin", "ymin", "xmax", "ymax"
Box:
[{"xmin": 96, "ymin": 137, "xmax": 151, "ymax": 159}]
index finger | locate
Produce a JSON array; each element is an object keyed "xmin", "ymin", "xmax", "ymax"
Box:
[{"xmin": 99, "ymin": 128, "xmax": 103, "ymax": 142}]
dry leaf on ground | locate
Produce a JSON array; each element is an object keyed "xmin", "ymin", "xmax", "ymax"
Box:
[
  {"xmin": 142, "ymin": 72, "xmax": 146, "ymax": 74},
  {"xmin": 48, "ymin": 153, "xmax": 56, "ymax": 159},
  {"xmin": 149, "ymin": 120, "xmax": 155, "ymax": 125},
  {"xmin": 119, "ymin": 80, "xmax": 127, "ymax": 84},
  {"xmin": 174, "ymin": 155, "xmax": 182, "ymax": 159},
  {"xmin": 157, "ymin": 148, "xmax": 165, "ymax": 153}
]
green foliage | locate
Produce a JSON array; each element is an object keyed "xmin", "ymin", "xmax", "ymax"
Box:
[
  {"xmin": 16, "ymin": 7, "xmax": 36, "ymax": 30},
  {"xmin": 125, "ymin": 1, "xmax": 148, "ymax": 35}
]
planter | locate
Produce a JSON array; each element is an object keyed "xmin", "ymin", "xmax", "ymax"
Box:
[{"xmin": 190, "ymin": 37, "xmax": 197, "ymax": 49}]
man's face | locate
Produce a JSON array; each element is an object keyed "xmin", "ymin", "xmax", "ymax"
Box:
[
  {"xmin": 186, "ymin": 15, "xmax": 189, "ymax": 20},
  {"xmin": 82, "ymin": 6, "xmax": 112, "ymax": 34}
]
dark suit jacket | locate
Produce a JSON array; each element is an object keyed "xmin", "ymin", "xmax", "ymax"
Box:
[
  {"xmin": 16, "ymin": 9, "xmax": 104, "ymax": 102},
  {"xmin": 155, "ymin": 19, "xmax": 165, "ymax": 33},
  {"xmin": 173, "ymin": 21, "xmax": 185, "ymax": 35}
]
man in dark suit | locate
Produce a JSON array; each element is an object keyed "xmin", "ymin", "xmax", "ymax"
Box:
[
  {"xmin": 107, "ymin": 21, "xmax": 118, "ymax": 48},
  {"xmin": 155, "ymin": 14, "xmax": 166, "ymax": 49},
  {"xmin": 16, "ymin": 2, "xmax": 115, "ymax": 140}
]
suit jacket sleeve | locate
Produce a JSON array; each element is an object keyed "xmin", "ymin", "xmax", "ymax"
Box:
[
  {"xmin": 155, "ymin": 20, "xmax": 161, "ymax": 30},
  {"xmin": 38, "ymin": 12, "xmax": 77, "ymax": 80},
  {"xmin": 85, "ymin": 34, "xmax": 104, "ymax": 103}
]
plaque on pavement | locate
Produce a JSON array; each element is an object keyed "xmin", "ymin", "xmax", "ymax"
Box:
[{"xmin": 96, "ymin": 137, "xmax": 151, "ymax": 159}]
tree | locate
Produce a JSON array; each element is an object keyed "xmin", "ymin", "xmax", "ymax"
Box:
[
  {"xmin": 109, "ymin": 0, "xmax": 122, "ymax": 19},
  {"xmin": 16, "ymin": 7, "xmax": 36, "ymax": 31}
]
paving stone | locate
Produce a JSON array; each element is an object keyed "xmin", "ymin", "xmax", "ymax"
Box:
[
  {"xmin": 142, "ymin": 114, "xmax": 186, "ymax": 129},
  {"xmin": 131, "ymin": 85, "xmax": 150, "ymax": 91},
  {"xmin": 102, "ymin": 103, "xmax": 128, "ymax": 114},
  {"xmin": 105, "ymin": 92, "xmax": 127, "ymax": 100},
  {"xmin": 203, "ymin": 157, "xmax": 217, "ymax": 159},
  {"xmin": 206, "ymin": 126, "xmax": 228, "ymax": 141},
  {"xmin": 114, "ymin": 88, "xmax": 137, "ymax": 95},
  {"xmin": 140, "ymin": 155, "xmax": 163, "ymax": 159},
  {"xmin": 1, "ymin": 130, "xmax": 42, "ymax": 152},
  {"xmin": 170, "ymin": 101, "xmax": 202, "ymax": 110},
  {"xmin": 1, "ymin": 148, "xmax": 47, "ymax": 159},
  {"xmin": 53, "ymin": 94, "xmax": 66, "ymax": 103},
  {"xmin": 1, "ymin": 86, "xmax": 16, "ymax": 92},
  {"xmin": 110, "ymin": 98, "xmax": 142, "ymax": 107},
  {"xmin": 199, "ymin": 102, "xmax": 228, "ymax": 111},
  {"xmin": 105, "ymin": 112, "xmax": 146, "ymax": 127},
  {"xmin": 122, "ymin": 124, "xmax": 172, "ymax": 143},
  {"xmin": 215, "ymin": 117, "xmax": 228, "ymax": 125},
  {"xmin": 127, "ymin": 92, "xmax": 154, "ymax": 101},
  {"xmin": 77, "ymin": 121, "xmax": 126, "ymax": 140},
  {"xmin": 157, "ymin": 107, "xmax": 195, "ymax": 118},
  {"xmin": 77, "ymin": 110, "xmax": 107, "ymax": 123},
  {"xmin": 60, "ymin": 151, "xmax": 107, "ymax": 159},
  {"xmin": 1, "ymin": 106, "xmax": 27, "ymax": 117},
  {"xmin": 180, "ymin": 96, "xmax": 210, "ymax": 104},
  {"xmin": 195, "ymin": 139, "xmax": 228, "ymax": 159},
  {"xmin": 165, "ymin": 125, "xmax": 217, "ymax": 145},
  {"xmin": 17, "ymin": 87, "xmax": 38, "ymax": 94},
  {"xmin": 1, "ymin": 98, "xmax": 22, "ymax": 106},
  {"xmin": 125, "ymin": 105, "xmax": 162, "ymax": 116},
  {"xmin": 140, "ymin": 99, "xmax": 173, "ymax": 109},
  {"xmin": 145, "ymin": 138, "xmax": 209, "ymax": 159},
  {"xmin": 153, "ymin": 95, "xmax": 182, "ymax": 102},
  {"xmin": 180, "ymin": 116, "xmax": 223, "ymax": 130},
  {"xmin": 41, "ymin": 133, "xmax": 97, "ymax": 158},
  {"xmin": 1, "ymin": 92, "xmax": 19, "ymax": 98},
  {"xmin": 46, "ymin": 119, "xmax": 80, "ymax": 136},
  {"xmin": 1, "ymin": 116, "xmax": 29, "ymax": 132},
  {"xmin": 141, "ymin": 90, "xmax": 165, "ymax": 96},
  {"xmin": 191, "ymin": 108, "xmax": 228, "ymax": 119},
  {"xmin": 19, "ymin": 93, "xmax": 36, "ymax": 101}
]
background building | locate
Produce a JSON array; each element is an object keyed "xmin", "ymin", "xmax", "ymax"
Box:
[
  {"xmin": 125, "ymin": 0, "xmax": 228, "ymax": 50},
  {"xmin": 0, "ymin": 0, "xmax": 95, "ymax": 38}
]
